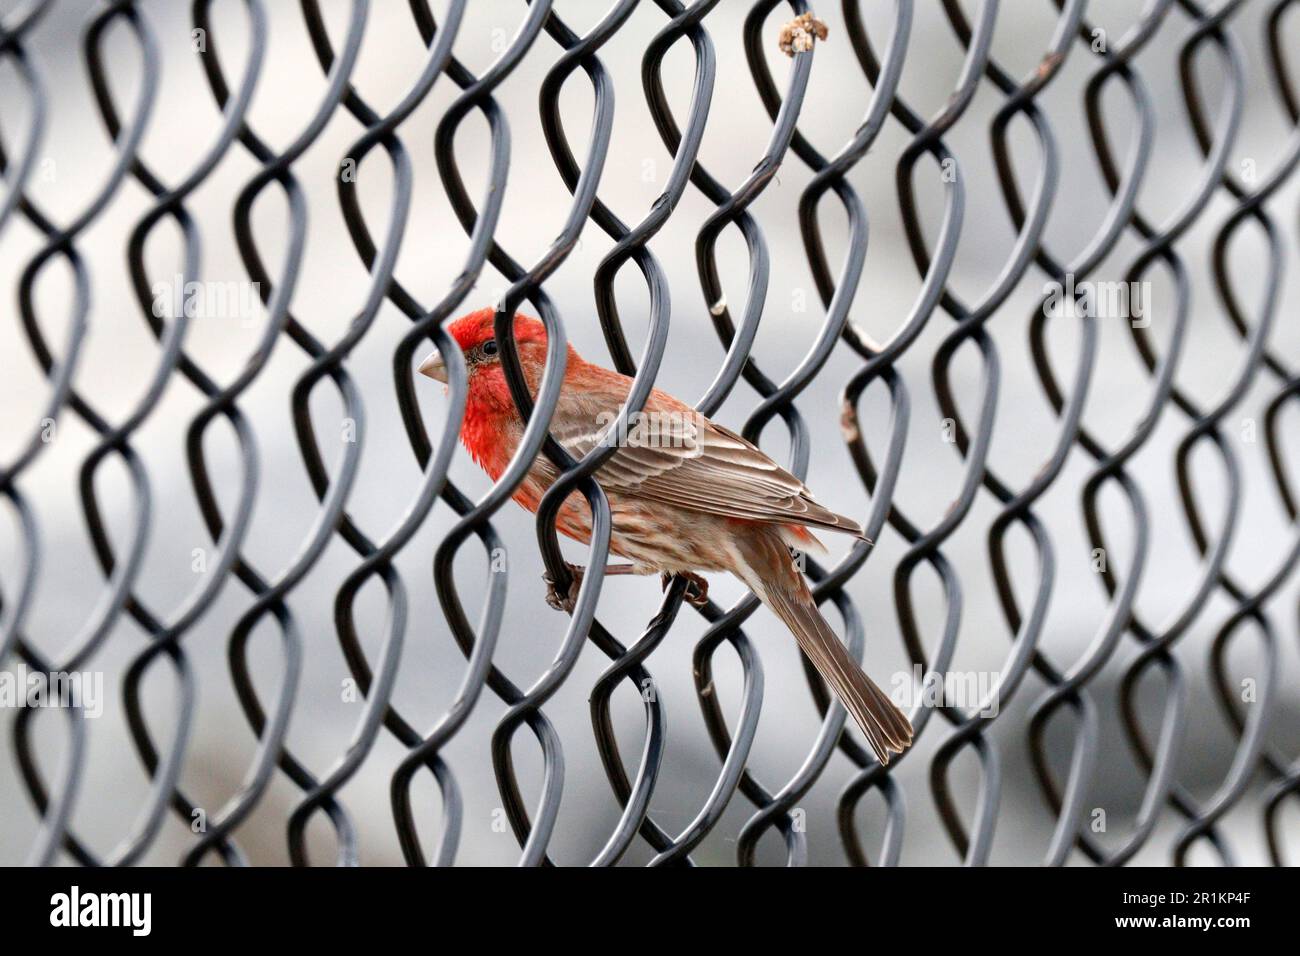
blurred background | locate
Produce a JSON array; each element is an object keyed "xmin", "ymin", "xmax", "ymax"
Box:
[{"xmin": 0, "ymin": 0, "xmax": 1297, "ymax": 866}]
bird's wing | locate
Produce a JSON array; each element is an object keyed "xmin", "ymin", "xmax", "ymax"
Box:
[{"xmin": 544, "ymin": 404, "xmax": 866, "ymax": 539}]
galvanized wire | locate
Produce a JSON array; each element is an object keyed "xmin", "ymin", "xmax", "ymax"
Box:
[{"xmin": 1, "ymin": 0, "xmax": 1297, "ymax": 866}]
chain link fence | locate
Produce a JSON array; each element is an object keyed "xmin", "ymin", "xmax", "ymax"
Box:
[{"xmin": 0, "ymin": 0, "xmax": 1297, "ymax": 866}]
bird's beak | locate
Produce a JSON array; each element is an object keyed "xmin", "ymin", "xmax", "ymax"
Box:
[{"xmin": 418, "ymin": 349, "xmax": 448, "ymax": 383}]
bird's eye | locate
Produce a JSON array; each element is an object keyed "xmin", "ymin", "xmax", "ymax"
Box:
[{"xmin": 481, "ymin": 339, "xmax": 499, "ymax": 357}]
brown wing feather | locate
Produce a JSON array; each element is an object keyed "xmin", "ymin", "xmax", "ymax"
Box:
[{"xmin": 544, "ymin": 382, "xmax": 866, "ymax": 539}]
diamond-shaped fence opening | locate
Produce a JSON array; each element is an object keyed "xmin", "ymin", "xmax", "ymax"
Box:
[{"xmin": 0, "ymin": 0, "xmax": 1297, "ymax": 866}]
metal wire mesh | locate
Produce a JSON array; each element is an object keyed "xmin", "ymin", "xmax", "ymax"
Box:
[{"xmin": 0, "ymin": 0, "xmax": 1297, "ymax": 866}]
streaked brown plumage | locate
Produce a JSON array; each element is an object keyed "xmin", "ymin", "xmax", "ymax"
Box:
[{"xmin": 422, "ymin": 309, "xmax": 913, "ymax": 763}]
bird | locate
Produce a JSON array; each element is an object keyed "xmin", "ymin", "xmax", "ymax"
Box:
[{"xmin": 420, "ymin": 308, "xmax": 913, "ymax": 764}]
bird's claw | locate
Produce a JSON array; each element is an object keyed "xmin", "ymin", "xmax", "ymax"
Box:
[
  {"xmin": 662, "ymin": 571, "xmax": 709, "ymax": 608},
  {"xmin": 543, "ymin": 562, "xmax": 584, "ymax": 613}
]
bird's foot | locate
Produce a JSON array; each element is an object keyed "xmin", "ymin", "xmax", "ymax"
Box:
[
  {"xmin": 662, "ymin": 571, "xmax": 710, "ymax": 608},
  {"xmin": 543, "ymin": 562, "xmax": 640, "ymax": 611},
  {"xmin": 543, "ymin": 562, "xmax": 584, "ymax": 613}
]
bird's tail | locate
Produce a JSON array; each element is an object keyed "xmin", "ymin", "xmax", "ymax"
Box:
[{"xmin": 734, "ymin": 531, "xmax": 913, "ymax": 765}]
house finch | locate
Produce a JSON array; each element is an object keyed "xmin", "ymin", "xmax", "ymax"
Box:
[{"xmin": 420, "ymin": 309, "xmax": 912, "ymax": 764}]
